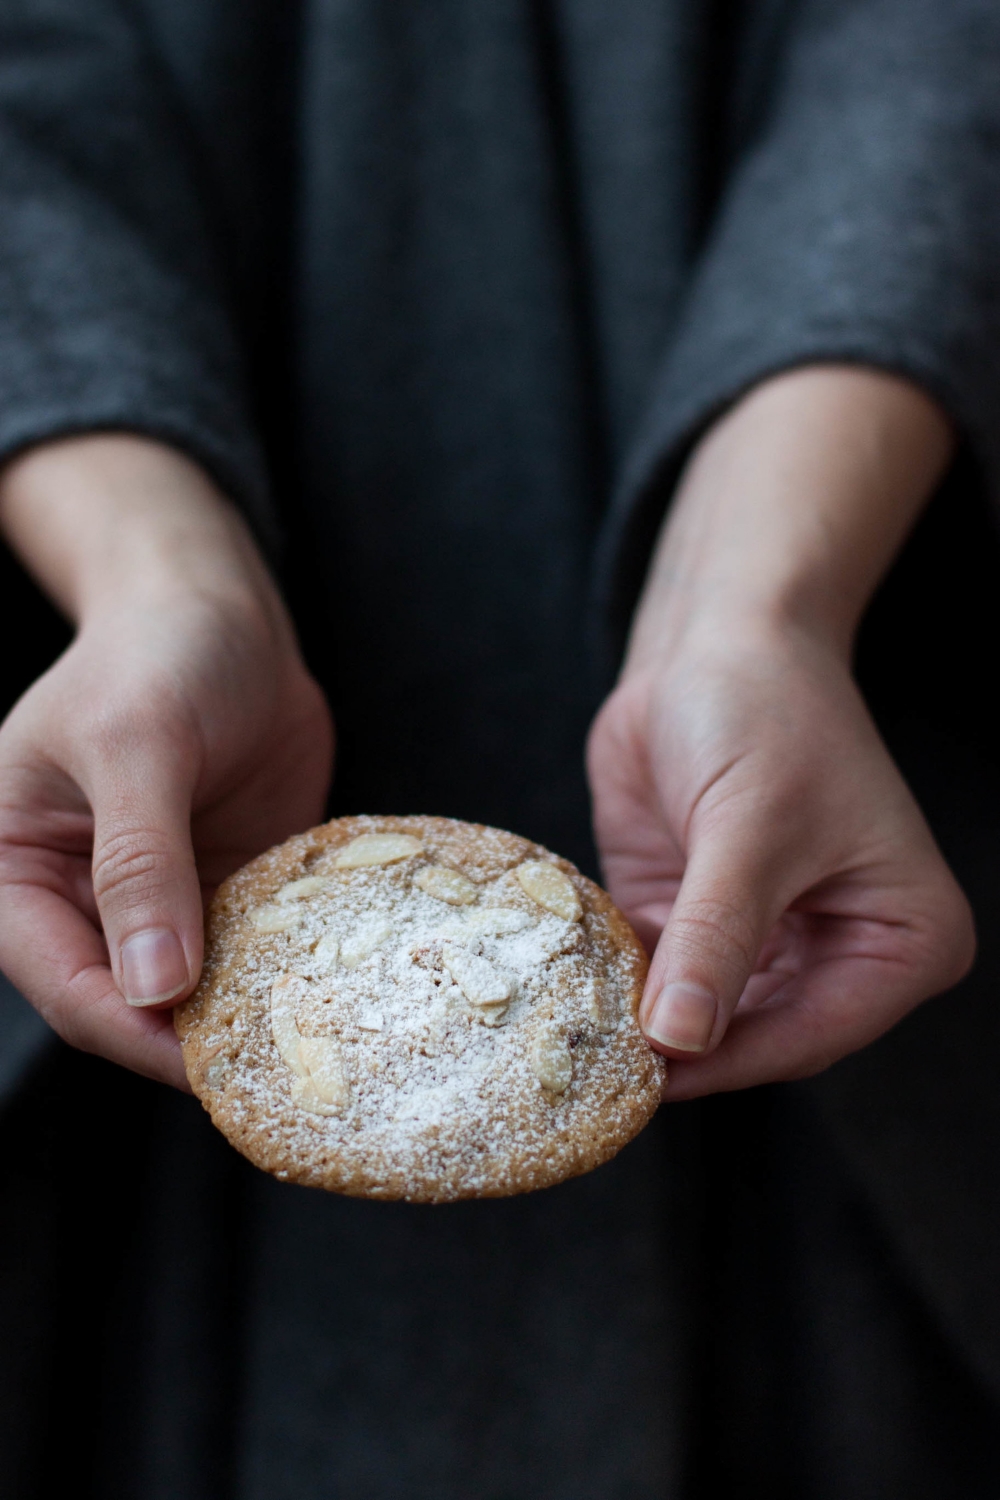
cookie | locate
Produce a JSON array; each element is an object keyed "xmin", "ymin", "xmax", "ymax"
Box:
[{"xmin": 175, "ymin": 815, "xmax": 665, "ymax": 1202}]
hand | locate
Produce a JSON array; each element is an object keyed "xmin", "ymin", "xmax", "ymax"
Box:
[
  {"xmin": 587, "ymin": 365, "xmax": 974, "ymax": 1099},
  {"xmin": 0, "ymin": 436, "xmax": 333, "ymax": 1087},
  {"xmin": 588, "ymin": 626, "xmax": 974, "ymax": 1099}
]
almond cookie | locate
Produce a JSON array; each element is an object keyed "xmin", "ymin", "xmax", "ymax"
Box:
[{"xmin": 175, "ymin": 815, "xmax": 664, "ymax": 1202}]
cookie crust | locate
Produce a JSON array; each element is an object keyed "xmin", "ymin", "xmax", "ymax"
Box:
[{"xmin": 175, "ymin": 815, "xmax": 664, "ymax": 1202}]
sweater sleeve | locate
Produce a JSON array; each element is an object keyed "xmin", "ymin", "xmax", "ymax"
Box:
[
  {"xmin": 0, "ymin": 0, "xmax": 273, "ymax": 539},
  {"xmin": 599, "ymin": 0, "xmax": 1000, "ymax": 645}
]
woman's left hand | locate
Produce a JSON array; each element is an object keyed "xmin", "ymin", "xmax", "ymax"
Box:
[
  {"xmin": 587, "ymin": 364, "xmax": 974, "ymax": 1100},
  {"xmin": 588, "ymin": 621, "xmax": 973, "ymax": 1100}
]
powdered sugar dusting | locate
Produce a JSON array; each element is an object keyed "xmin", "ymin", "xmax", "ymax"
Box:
[{"xmin": 176, "ymin": 815, "xmax": 663, "ymax": 1202}]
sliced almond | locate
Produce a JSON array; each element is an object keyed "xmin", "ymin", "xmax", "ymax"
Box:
[
  {"xmin": 341, "ymin": 916, "xmax": 393, "ymax": 969},
  {"xmin": 291, "ymin": 1075, "xmax": 344, "ymax": 1116},
  {"xmin": 197, "ymin": 1044, "xmax": 232, "ymax": 1092},
  {"xmin": 277, "ymin": 875, "xmax": 331, "ymax": 901},
  {"xmin": 441, "ymin": 943, "xmax": 512, "ymax": 1007},
  {"xmin": 333, "ymin": 833, "xmax": 423, "ymax": 868},
  {"xmin": 586, "ymin": 976, "xmax": 619, "ymax": 1034},
  {"xmin": 357, "ymin": 1010, "xmax": 384, "ymax": 1032},
  {"xmin": 297, "ymin": 1036, "xmax": 351, "ymax": 1113},
  {"xmin": 270, "ymin": 974, "xmax": 309, "ymax": 1074},
  {"xmin": 413, "ymin": 864, "xmax": 478, "ymax": 905},
  {"xmin": 312, "ymin": 932, "xmax": 341, "ymax": 967},
  {"xmin": 530, "ymin": 1026, "xmax": 573, "ymax": 1093},
  {"xmin": 202, "ymin": 1056, "xmax": 231, "ymax": 1089},
  {"xmin": 439, "ymin": 906, "xmax": 533, "ymax": 939},
  {"xmin": 526, "ymin": 923, "xmax": 585, "ymax": 965},
  {"xmin": 249, "ymin": 904, "xmax": 301, "ymax": 934},
  {"xmin": 271, "ymin": 978, "xmax": 351, "ymax": 1114},
  {"xmin": 515, "ymin": 861, "xmax": 582, "ymax": 922},
  {"xmin": 478, "ymin": 1003, "xmax": 509, "ymax": 1028}
]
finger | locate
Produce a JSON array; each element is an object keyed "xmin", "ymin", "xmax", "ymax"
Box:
[
  {"xmin": 0, "ymin": 880, "xmax": 189, "ymax": 1088},
  {"xmin": 662, "ymin": 866, "xmax": 975, "ymax": 1097},
  {"xmin": 660, "ymin": 953, "xmax": 938, "ymax": 1100},
  {"xmin": 638, "ymin": 814, "xmax": 792, "ymax": 1057},
  {"xmin": 85, "ymin": 735, "xmax": 204, "ymax": 1009}
]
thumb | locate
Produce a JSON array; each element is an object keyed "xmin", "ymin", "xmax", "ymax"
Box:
[
  {"xmin": 88, "ymin": 748, "xmax": 203, "ymax": 1009},
  {"xmin": 639, "ymin": 817, "xmax": 786, "ymax": 1057}
]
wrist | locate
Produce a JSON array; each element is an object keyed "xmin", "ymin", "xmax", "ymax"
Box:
[
  {"xmin": 624, "ymin": 365, "xmax": 953, "ymax": 674},
  {"xmin": 620, "ymin": 600, "xmax": 847, "ymax": 706},
  {"xmin": 0, "ymin": 433, "xmax": 287, "ymax": 641},
  {"xmin": 623, "ymin": 542, "xmax": 863, "ymax": 682}
]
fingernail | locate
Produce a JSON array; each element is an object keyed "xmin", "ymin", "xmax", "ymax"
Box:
[
  {"xmin": 643, "ymin": 982, "xmax": 717, "ymax": 1053},
  {"xmin": 121, "ymin": 929, "xmax": 189, "ymax": 1006}
]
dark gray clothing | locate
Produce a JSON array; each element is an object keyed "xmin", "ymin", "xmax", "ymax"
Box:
[{"xmin": 2, "ymin": 1, "xmax": 1000, "ymax": 1493}]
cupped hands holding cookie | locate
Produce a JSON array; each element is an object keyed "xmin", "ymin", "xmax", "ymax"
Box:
[{"xmin": 0, "ymin": 367, "xmax": 975, "ymax": 1103}]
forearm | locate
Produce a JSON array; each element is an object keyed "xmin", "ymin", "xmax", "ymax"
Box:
[
  {"xmin": 626, "ymin": 365, "xmax": 954, "ymax": 669},
  {"xmin": 0, "ymin": 434, "xmax": 285, "ymax": 634}
]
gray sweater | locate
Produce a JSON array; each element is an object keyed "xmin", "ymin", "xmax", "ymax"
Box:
[{"xmin": 2, "ymin": 2, "xmax": 1000, "ymax": 1493}]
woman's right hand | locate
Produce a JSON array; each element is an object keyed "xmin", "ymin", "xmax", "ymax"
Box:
[{"xmin": 0, "ymin": 435, "xmax": 333, "ymax": 1087}]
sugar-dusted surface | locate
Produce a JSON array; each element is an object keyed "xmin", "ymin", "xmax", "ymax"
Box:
[{"xmin": 175, "ymin": 816, "xmax": 664, "ymax": 1202}]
